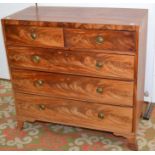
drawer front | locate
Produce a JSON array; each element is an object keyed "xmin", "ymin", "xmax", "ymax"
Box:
[
  {"xmin": 65, "ymin": 29, "xmax": 136, "ymax": 52},
  {"xmin": 12, "ymin": 69, "xmax": 134, "ymax": 106},
  {"xmin": 15, "ymin": 93, "xmax": 133, "ymax": 133},
  {"xmin": 8, "ymin": 47, "xmax": 134, "ymax": 80},
  {"xmin": 5, "ymin": 26, "xmax": 64, "ymax": 48}
]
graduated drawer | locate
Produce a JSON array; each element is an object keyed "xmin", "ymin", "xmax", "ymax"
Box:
[
  {"xmin": 15, "ymin": 93, "xmax": 133, "ymax": 134},
  {"xmin": 65, "ymin": 29, "xmax": 136, "ymax": 52},
  {"xmin": 12, "ymin": 69, "xmax": 134, "ymax": 106},
  {"xmin": 8, "ymin": 47, "xmax": 134, "ymax": 80},
  {"xmin": 4, "ymin": 25, "xmax": 64, "ymax": 48}
]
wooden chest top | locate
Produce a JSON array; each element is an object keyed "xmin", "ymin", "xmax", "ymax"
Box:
[{"xmin": 3, "ymin": 6, "xmax": 147, "ymax": 31}]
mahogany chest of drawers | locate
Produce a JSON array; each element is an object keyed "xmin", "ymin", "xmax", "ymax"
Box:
[{"xmin": 2, "ymin": 6, "xmax": 148, "ymax": 150}]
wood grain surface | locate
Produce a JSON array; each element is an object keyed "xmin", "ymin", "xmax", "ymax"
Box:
[
  {"xmin": 2, "ymin": 6, "xmax": 147, "ymax": 31},
  {"xmin": 15, "ymin": 92, "xmax": 133, "ymax": 134},
  {"xmin": 65, "ymin": 29, "xmax": 136, "ymax": 52},
  {"xmin": 1, "ymin": 6, "xmax": 148, "ymax": 150},
  {"xmin": 5, "ymin": 25, "xmax": 64, "ymax": 48},
  {"xmin": 8, "ymin": 47, "xmax": 135, "ymax": 80},
  {"xmin": 11, "ymin": 69, "xmax": 134, "ymax": 106},
  {"xmin": 132, "ymin": 12, "xmax": 148, "ymax": 132}
]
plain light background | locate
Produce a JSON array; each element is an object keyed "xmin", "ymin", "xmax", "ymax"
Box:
[{"xmin": 0, "ymin": 2, "xmax": 155, "ymax": 102}]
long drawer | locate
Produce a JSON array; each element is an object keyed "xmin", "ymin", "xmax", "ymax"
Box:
[
  {"xmin": 15, "ymin": 93, "xmax": 133, "ymax": 134},
  {"xmin": 12, "ymin": 69, "xmax": 134, "ymax": 106},
  {"xmin": 8, "ymin": 47, "xmax": 134, "ymax": 80},
  {"xmin": 5, "ymin": 25, "xmax": 64, "ymax": 48},
  {"xmin": 65, "ymin": 28, "xmax": 136, "ymax": 52}
]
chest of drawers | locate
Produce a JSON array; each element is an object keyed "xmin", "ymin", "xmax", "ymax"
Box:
[{"xmin": 2, "ymin": 6, "xmax": 148, "ymax": 150}]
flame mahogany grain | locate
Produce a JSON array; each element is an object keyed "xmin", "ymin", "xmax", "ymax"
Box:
[
  {"xmin": 5, "ymin": 25, "xmax": 64, "ymax": 48},
  {"xmin": 8, "ymin": 46, "xmax": 135, "ymax": 80},
  {"xmin": 11, "ymin": 69, "xmax": 134, "ymax": 107},
  {"xmin": 1, "ymin": 6, "xmax": 148, "ymax": 150},
  {"xmin": 15, "ymin": 92, "xmax": 133, "ymax": 134},
  {"xmin": 65, "ymin": 28, "xmax": 136, "ymax": 52}
]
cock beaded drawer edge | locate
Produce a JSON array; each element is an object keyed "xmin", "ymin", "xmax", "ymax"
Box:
[{"xmin": 1, "ymin": 6, "xmax": 148, "ymax": 150}]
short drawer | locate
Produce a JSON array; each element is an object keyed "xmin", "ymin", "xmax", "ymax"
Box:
[
  {"xmin": 5, "ymin": 26, "xmax": 64, "ymax": 48},
  {"xmin": 8, "ymin": 47, "xmax": 134, "ymax": 80},
  {"xmin": 65, "ymin": 29, "xmax": 136, "ymax": 52},
  {"xmin": 15, "ymin": 93, "xmax": 133, "ymax": 134},
  {"xmin": 12, "ymin": 69, "xmax": 134, "ymax": 106}
]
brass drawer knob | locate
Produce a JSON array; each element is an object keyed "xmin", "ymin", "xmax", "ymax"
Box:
[
  {"xmin": 32, "ymin": 55, "xmax": 41, "ymax": 63},
  {"xmin": 34, "ymin": 80, "xmax": 44, "ymax": 87},
  {"xmin": 31, "ymin": 32, "xmax": 37, "ymax": 40},
  {"xmin": 95, "ymin": 36, "xmax": 104, "ymax": 44},
  {"xmin": 98, "ymin": 112, "xmax": 104, "ymax": 119},
  {"xmin": 96, "ymin": 61, "xmax": 103, "ymax": 69},
  {"xmin": 96, "ymin": 87, "xmax": 104, "ymax": 94},
  {"xmin": 38, "ymin": 104, "xmax": 46, "ymax": 110}
]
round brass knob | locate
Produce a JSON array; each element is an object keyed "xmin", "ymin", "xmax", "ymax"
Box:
[
  {"xmin": 31, "ymin": 32, "xmax": 37, "ymax": 40},
  {"xmin": 34, "ymin": 80, "xmax": 44, "ymax": 87},
  {"xmin": 96, "ymin": 61, "xmax": 103, "ymax": 69},
  {"xmin": 98, "ymin": 112, "xmax": 104, "ymax": 119},
  {"xmin": 96, "ymin": 87, "xmax": 104, "ymax": 94},
  {"xmin": 32, "ymin": 55, "xmax": 41, "ymax": 63},
  {"xmin": 38, "ymin": 104, "xmax": 46, "ymax": 110},
  {"xmin": 95, "ymin": 36, "xmax": 104, "ymax": 44}
]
